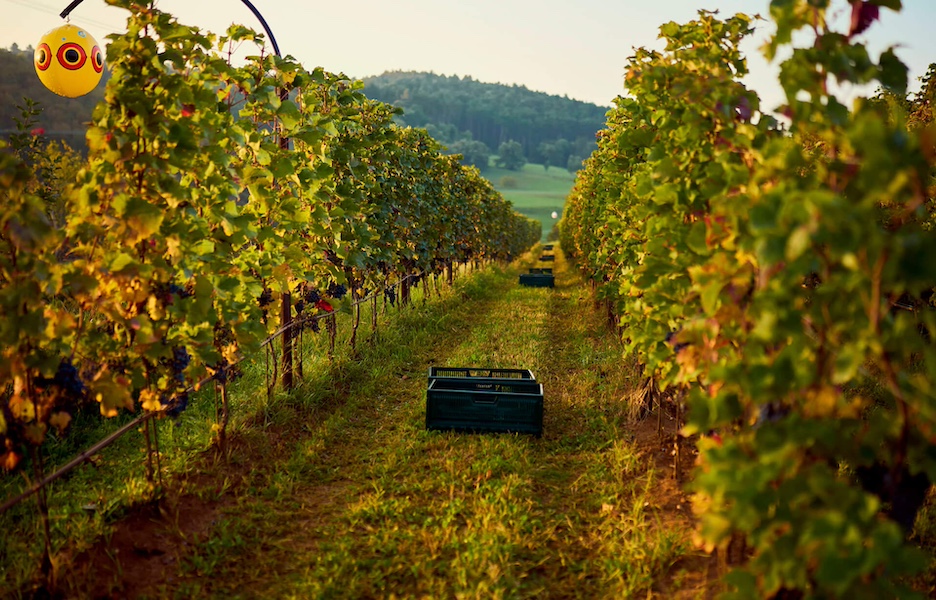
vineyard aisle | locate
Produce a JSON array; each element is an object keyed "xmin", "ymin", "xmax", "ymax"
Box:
[{"xmin": 69, "ymin": 250, "xmax": 712, "ymax": 599}]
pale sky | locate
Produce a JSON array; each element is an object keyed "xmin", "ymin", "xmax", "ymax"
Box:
[{"xmin": 2, "ymin": 0, "xmax": 934, "ymax": 111}]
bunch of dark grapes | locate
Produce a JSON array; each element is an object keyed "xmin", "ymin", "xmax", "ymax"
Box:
[
  {"xmin": 170, "ymin": 346, "xmax": 190, "ymax": 385},
  {"xmin": 164, "ymin": 392, "xmax": 189, "ymax": 419},
  {"xmin": 258, "ymin": 288, "xmax": 274, "ymax": 308},
  {"xmin": 168, "ymin": 283, "xmax": 193, "ymax": 299},
  {"xmin": 327, "ymin": 282, "xmax": 347, "ymax": 300},
  {"xmin": 324, "ymin": 250, "xmax": 338, "ymax": 265},
  {"xmin": 664, "ymin": 330, "xmax": 690, "ymax": 353},
  {"xmin": 294, "ymin": 299, "xmax": 305, "ymax": 314},
  {"xmin": 154, "ymin": 282, "xmax": 194, "ymax": 306},
  {"xmin": 384, "ymin": 286, "xmax": 397, "ymax": 306},
  {"xmin": 857, "ymin": 462, "xmax": 931, "ymax": 534},
  {"xmin": 303, "ymin": 288, "xmax": 321, "ymax": 305},
  {"xmin": 310, "ymin": 318, "xmax": 321, "ymax": 333},
  {"xmin": 52, "ymin": 359, "xmax": 86, "ymax": 398},
  {"xmin": 212, "ymin": 364, "xmax": 228, "ymax": 384},
  {"xmin": 755, "ymin": 402, "xmax": 789, "ymax": 427}
]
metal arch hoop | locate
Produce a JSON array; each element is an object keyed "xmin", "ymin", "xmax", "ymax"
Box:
[{"xmin": 59, "ymin": 0, "xmax": 282, "ymax": 56}]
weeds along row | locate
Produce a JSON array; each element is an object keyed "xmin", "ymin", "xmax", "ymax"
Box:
[
  {"xmin": 0, "ymin": 0, "xmax": 539, "ymax": 586},
  {"xmin": 561, "ymin": 4, "xmax": 936, "ymax": 598}
]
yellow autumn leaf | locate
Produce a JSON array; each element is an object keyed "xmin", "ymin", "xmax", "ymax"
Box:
[
  {"xmin": 139, "ymin": 389, "xmax": 164, "ymax": 412},
  {"xmin": 147, "ymin": 294, "xmax": 165, "ymax": 321},
  {"xmin": 2, "ymin": 451, "xmax": 21, "ymax": 471},
  {"xmin": 24, "ymin": 423, "xmax": 47, "ymax": 445},
  {"xmin": 49, "ymin": 411, "xmax": 72, "ymax": 433},
  {"xmin": 44, "ymin": 308, "xmax": 76, "ymax": 339},
  {"xmin": 9, "ymin": 393, "xmax": 36, "ymax": 422},
  {"xmin": 222, "ymin": 343, "xmax": 239, "ymax": 363},
  {"xmin": 89, "ymin": 370, "xmax": 134, "ymax": 418},
  {"xmin": 13, "ymin": 374, "xmax": 25, "ymax": 396},
  {"xmin": 803, "ymin": 385, "xmax": 839, "ymax": 418},
  {"xmin": 166, "ymin": 236, "xmax": 182, "ymax": 263}
]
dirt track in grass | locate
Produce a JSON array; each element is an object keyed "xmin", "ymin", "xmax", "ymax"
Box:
[{"xmin": 61, "ymin": 248, "xmax": 719, "ymax": 600}]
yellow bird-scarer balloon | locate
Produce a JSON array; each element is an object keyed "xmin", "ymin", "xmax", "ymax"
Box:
[{"xmin": 34, "ymin": 23, "xmax": 104, "ymax": 98}]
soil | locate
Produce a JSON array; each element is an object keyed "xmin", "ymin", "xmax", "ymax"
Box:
[
  {"xmin": 67, "ymin": 492, "xmax": 226, "ymax": 599},
  {"xmin": 636, "ymin": 406, "xmax": 721, "ymax": 599},
  {"xmin": 56, "ymin": 405, "xmax": 720, "ymax": 600}
]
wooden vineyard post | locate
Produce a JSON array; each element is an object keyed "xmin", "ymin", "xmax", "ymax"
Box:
[
  {"xmin": 350, "ymin": 281, "xmax": 361, "ymax": 350},
  {"xmin": 265, "ymin": 343, "xmax": 278, "ymax": 402},
  {"xmin": 401, "ymin": 273, "xmax": 411, "ymax": 307},
  {"xmin": 281, "ymin": 292, "xmax": 294, "ymax": 391},
  {"xmin": 276, "ymin": 73, "xmax": 293, "ymax": 389},
  {"xmin": 142, "ymin": 418, "xmax": 155, "ymax": 485},
  {"xmin": 152, "ymin": 417, "xmax": 163, "ymax": 488},
  {"xmin": 215, "ymin": 380, "xmax": 230, "ymax": 449},
  {"xmin": 141, "ymin": 417, "xmax": 164, "ymax": 490}
]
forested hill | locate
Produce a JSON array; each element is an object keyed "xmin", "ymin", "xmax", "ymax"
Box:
[
  {"xmin": 363, "ymin": 71, "xmax": 607, "ymax": 170},
  {"xmin": 0, "ymin": 46, "xmax": 606, "ymax": 171},
  {"xmin": 0, "ymin": 46, "xmax": 106, "ymax": 148}
]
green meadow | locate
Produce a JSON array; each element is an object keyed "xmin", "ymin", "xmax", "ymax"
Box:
[{"xmin": 487, "ymin": 163, "xmax": 575, "ymax": 239}]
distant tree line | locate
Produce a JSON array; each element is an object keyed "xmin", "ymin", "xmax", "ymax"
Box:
[
  {"xmin": 364, "ymin": 71, "xmax": 605, "ymax": 171},
  {"xmin": 1, "ymin": 49, "xmax": 603, "ymax": 174}
]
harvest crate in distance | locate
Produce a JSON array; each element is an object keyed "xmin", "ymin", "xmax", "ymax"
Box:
[
  {"xmin": 426, "ymin": 376, "xmax": 544, "ymax": 436},
  {"xmin": 520, "ymin": 272, "xmax": 554, "ymax": 288},
  {"xmin": 539, "ymin": 255, "xmax": 555, "ymax": 262}
]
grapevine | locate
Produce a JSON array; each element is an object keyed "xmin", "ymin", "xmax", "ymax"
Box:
[
  {"xmin": 562, "ymin": 3, "xmax": 936, "ymax": 597},
  {"xmin": 0, "ymin": 0, "xmax": 538, "ymax": 481}
]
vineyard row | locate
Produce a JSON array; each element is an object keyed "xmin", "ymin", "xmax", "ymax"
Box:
[
  {"xmin": 560, "ymin": 3, "xmax": 936, "ymax": 598},
  {"xmin": 1, "ymin": 0, "xmax": 539, "ymax": 499}
]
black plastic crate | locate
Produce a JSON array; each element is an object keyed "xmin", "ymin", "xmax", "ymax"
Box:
[
  {"xmin": 529, "ymin": 268, "xmax": 553, "ymax": 274},
  {"xmin": 426, "ymin": 378, "xmax": 544, "ymax": 436},
  {"xmin": 519, "ymin": 273, "xmax": 554, "ymax": 288},
  {"xmin": 428, "ymin": 367, "xmax": 536, "ymax": 383},
  {"xmin": 543, "ymin": 244, "xmax": 554, "ymax": 251},
  {"xmin": 539, "ymin": 255, "xmax": 555, "ymax": 262}
]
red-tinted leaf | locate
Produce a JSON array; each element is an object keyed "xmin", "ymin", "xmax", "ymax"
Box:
[{"xmin": 849, "ymin": 1, "xmax": 880, "ymax": 37}]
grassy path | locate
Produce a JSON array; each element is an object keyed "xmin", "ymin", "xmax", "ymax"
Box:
[{"xmin": 66, "ymin": 250, "xmax": 707, "ymax": 599}]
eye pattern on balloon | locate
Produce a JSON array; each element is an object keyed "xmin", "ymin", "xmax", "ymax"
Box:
[
  {"xmin": 33, "ymin": 24, "xmax": 104, "ymax": 98},
  {"xmin": 57, "ymin": 43, "xmax": 87, "ymax": 70},
  {"xmin": 91, "ymin": 46, "xmax": 103, "ymax": 73},
  {"xmin": 35, "ymin": 43, "xmax": 52, "ymax": 71}
]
